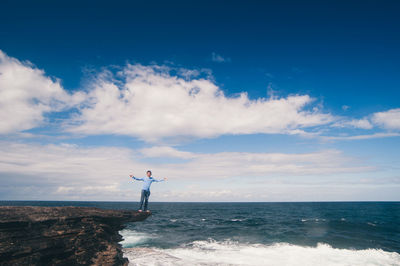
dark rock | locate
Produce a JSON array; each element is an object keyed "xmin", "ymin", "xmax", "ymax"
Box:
[{"xmin": 0, "ymin": 206, "xmax": 151, "ymax": 265}]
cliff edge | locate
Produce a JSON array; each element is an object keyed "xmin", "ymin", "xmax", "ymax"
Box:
[{"xmin": 0, "ymin": 206, "xmax": 151, "ymax": 265}]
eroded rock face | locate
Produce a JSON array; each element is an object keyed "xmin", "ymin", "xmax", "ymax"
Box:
[{"xmin": 0, "ymin": 206, "xmax": 151, "ymax": 265}]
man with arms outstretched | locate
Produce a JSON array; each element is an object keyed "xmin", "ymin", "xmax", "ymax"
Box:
[{"xmin": 129, "ymin": 170, "xmax": 167, "ymax": 212}]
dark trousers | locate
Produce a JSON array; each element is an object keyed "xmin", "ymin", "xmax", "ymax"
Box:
[{"xmin": 139, "ymin": 189, "xmax": 150, "ymax": 211}]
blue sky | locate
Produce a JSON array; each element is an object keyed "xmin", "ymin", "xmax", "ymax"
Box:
[{"xmin": 0, "ymin": 0, "xmax": 399, "ymax": 201}]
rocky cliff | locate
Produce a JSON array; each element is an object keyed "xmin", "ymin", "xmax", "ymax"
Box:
[{"xmin": 0, "ymin": 206, "xmax": 151, "ymax": 265}]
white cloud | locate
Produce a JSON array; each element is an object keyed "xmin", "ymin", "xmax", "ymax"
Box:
[
  {"xmin": 0, "ymin": 142, "xmax": 138, "ymax": 181},
  {"xmin": 332, "ymin": 118, "xmax": 373, "ymax": 130},
  {"xmin": 327, "ymin": 108, "xmax": 400, "ymax": 139},
  {"xmin": 349, "ymin": 119, "xmax": 373, "ymax": 129},
  {"xmin": 0, "ymin": 141, "xmax": 396, "ymax": 201},
  {"xmin": 371, "ymin": 108, "xmax": 400, "ymax": 130},
  {"xmin": 323, "ymin": 132, "xmax": 400, "ymax": 141},
  {"xmin": 0, "ymin": 141, "xmax": 145, "ymax": 200},
  {"xmin": 1, "ymin": 50, "xmax": 399, "ymax": 143},
  {"xmin": 332, "ymin": 108, "xmax": 400, "ymax": 132},
  {"xmin": 140, "ymin": 146, "xmax": 374, "ymax": 177},
  {"xmin": 140, "ymin": 146, "xmax": 196, "ymax": 159},
  {"xmin": 211, "ymin": 52, "xmax": 231, "ymax": 63},
  {"xmin": 66, "ymin": 64, "xmax": 334, "ymax": 142},
  {"xmin": 0, "ymin": 50, "xmax": 83, "ymax": 134},
  {"xmin": 0, "ymin": 142, "xmax": 371, "ymax": 183}
]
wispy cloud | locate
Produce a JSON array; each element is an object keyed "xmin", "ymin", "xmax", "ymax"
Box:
[
  {"xmin": 139, "ymin": 146, "xmax": 375, "ymax": 177},
  {"xmin": 140, "ymin": 146, "xmax": 196, "ymax": 159},
  {"xmin": 329, "ymin": 108, "xmax": 400, "ymax": 138},
  {"xmin": 332, "ymin": 118, "xmax": 373, "ymax": 130},
  {"xmin": 322, "ymin": 132, "xmax": 400, "ymax": 141},
  {"xmin": 342, "ymin": 105, "xmax": 350, "ymax": 111},
  {"xmin": 211, "ymin": 52, "xmax": 231, "ymax": 63},
  {"xmin": 0, "ymin": 141, "xmax": 379, "ymax": 200}
]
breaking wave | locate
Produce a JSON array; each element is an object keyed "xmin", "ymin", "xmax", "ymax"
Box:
[
  {"xmin": 119, "ymin": 229, "xmax": 157, "ymax": 248},
  {"xmin": 123, "ymin": 239, "xmax": 400, "ymax": 266}
]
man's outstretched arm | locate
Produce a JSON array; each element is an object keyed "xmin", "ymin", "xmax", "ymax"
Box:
[
  {"xmin": 129, "ymin": 174, "xmax": 144, "ymax": 181},
  {"xmin": 153, "ymin": 177, "xmax": 167, "ymax": 182}
]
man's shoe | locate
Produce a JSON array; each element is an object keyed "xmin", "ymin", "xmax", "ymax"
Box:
[
  {"xmin": 138, "ymin": 209, "xmax": 143, "ymax": 212},
  {"xmin": 146, "ymin": 210, "xmax": 150, "ymax": 213}
]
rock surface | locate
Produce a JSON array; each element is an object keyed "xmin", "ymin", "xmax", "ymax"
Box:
[{"xmin": 0, "ymin": 206, "xmax": 151, "ymax": 265}]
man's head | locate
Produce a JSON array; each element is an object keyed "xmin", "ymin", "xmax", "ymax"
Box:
[{"xmin": 146, "ymin": 170, "xmax": 152, "ymax": 177}]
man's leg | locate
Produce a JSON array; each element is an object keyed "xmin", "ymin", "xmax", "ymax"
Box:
[
  {"xmin": 139, "ymin": 190, "xmax": 145, "ymax": 211},
  {"xmin": 144, "ymin": 190, "xmax": 150, "ymax": 211}
]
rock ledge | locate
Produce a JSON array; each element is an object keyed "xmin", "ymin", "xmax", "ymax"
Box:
[{"xmin": 0, "ymin": 206, "xmax": 151, "ymax": 265}]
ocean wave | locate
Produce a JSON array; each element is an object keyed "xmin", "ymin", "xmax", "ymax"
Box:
[
  {"xmin": 301, "ymin": 218, "xmax": 328, "ymax": 222},
  {"xmin": 119, "ymin": 229, "xmax": 156, "ymax": 248},
  {"xmin": 123, "ymin": 239, "xmax": 400, "ymax": 266}
]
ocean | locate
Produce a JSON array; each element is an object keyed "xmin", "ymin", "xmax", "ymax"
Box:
[{"xmin": 1, "ymin": 201, "xmax": 399, "ymax": 265}]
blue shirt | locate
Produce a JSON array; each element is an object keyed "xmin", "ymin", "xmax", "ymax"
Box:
[{"xmin": 132, "ymin": 176, "xmax": 164, "ymax": 191}]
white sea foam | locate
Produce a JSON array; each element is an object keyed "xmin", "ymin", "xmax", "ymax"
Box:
[
  {"xmin": 119, "ymin": 229, "xmax": 156, "ymax": 248},
  {"xmin": 300, "ymin": 218, "xmax": 327, "ymax": 223},
  {"xmin": 123, "ymin": 239, "xmax": 400, "ymax": 266}
]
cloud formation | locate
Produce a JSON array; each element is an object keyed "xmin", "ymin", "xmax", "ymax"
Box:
[
  {"xmin": 66, "ymin": 64, "xmax": 334, "ymax": 142},
  {"xmin": 328, "ymin": 108, "xmax": 400, "ymax": 140},
  {"xmin": 211, "ymin": 52, "xmax": 231, "ymax": 63},
  {"xmin": 1, "ymin": 50, "xmax": 399, "ymax": 142},
  {"xmin": 0, "ymin": 51, "xmax": 83, "ymax": 134},
  {"xmin": 323, "ymin": 132, "xmax": 400, "ymax": 141},
  {"xmin": 0, "ymin": 141, "xmax": 143, "ymax": 200},
  {"xmin": 0, "ymin": 141, "xmax": 380, "ymax": 200},
  {"xmin": 139, "ymin": 146, "xmax": 374, "ymax": 177},
  {"xmin": 371, "ymin": 108, "xmax": 400, "ymax": 130},
  {"xmin": 335, "ymin": 119, "xmax": 373, "ymax": 130}
]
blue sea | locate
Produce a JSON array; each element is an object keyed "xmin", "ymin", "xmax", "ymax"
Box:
[{"xmin": 2, "ymin": 201, "xmax": 400, "ymax": 265}]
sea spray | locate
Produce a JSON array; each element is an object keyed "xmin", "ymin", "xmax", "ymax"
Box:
[{"xmin": 123, "ymin": 239, "xmax": 400, "ymax": 266}]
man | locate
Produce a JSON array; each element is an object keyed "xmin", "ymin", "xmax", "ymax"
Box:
[{"xmin": 129, "ymin": 170, "xmax": 167, "ymax": 212}]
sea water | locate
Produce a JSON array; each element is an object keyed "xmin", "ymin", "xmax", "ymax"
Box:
[{"xmin": 2, "ymin": 201, "xmax": 399, "ymax": 265}]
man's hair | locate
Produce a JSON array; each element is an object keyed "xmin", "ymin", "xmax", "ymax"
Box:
[{"xmin": 147, "ymin": 170, "xmax": 152, "ymax": 175}]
